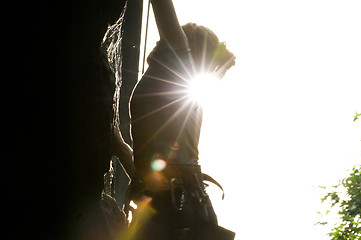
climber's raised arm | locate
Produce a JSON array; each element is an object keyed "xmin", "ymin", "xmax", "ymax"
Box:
[{"xmin": 150, "ymin": 0, "xmax": 189, "ymax": 50}]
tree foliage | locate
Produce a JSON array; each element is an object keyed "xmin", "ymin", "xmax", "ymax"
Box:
[
  {"xmin": 318, "ymin": 166, "xmax": 361, "ymax": 240},
  {"xmin": 316, "ymin": 112, "xmax": 360, "ymax": 239}
]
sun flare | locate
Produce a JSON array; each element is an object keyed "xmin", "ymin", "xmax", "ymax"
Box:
[{"xmin": 188, "ymin": 73, "xmax": 221, "ymax": 105}]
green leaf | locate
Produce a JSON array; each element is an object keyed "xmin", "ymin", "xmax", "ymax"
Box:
[
  {"xmin": 315, "ymin": 221, "xmax": 328, "ymax": 226},
  {"xmin": 353, "ymin": 111, "xmax": 361, "ymax": 122}
]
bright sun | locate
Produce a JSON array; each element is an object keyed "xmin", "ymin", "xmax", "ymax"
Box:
[{"xmin": 188, "ymin": 73, "xmax": 221, "ymax": 105}]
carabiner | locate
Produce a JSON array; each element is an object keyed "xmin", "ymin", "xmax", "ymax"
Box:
[{"xmin": 170, "ymin": 178, "xmax": 186, "ymax": 211}]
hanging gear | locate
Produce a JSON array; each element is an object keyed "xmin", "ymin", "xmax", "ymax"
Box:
[{"xmin": 127, "ymin": 163, "xmax": 235, "ymax": 240}]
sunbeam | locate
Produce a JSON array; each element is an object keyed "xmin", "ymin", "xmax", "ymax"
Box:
[
  {"xmin": 131, "ymin": 88, "xmax": 189, "ymax": 123},
  {"xmin": 135, "ymin": 95, "xmax": 197, "ymax": 150}
]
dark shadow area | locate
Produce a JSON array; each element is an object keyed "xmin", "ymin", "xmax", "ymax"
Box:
[{"xmin": 3, "ymin": 1, "xmax": 132, "ymax": 239}]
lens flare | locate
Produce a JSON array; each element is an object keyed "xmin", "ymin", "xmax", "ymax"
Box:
[{"xmin": 151, "ymin": 159, "xmax": 167, "ymax": 172}]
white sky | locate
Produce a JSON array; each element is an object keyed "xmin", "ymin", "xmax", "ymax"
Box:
[{"xmin": 139, "ymin": 0, "xmax": 361, "ymax": 239}]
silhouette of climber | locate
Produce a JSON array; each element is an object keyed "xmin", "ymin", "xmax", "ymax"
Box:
[{"xmin": 129, "ymin": 0, "xmax": 236, "ymax": 239}]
